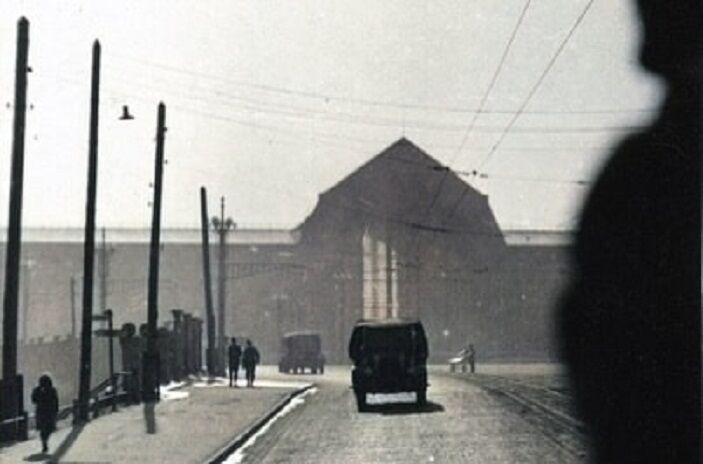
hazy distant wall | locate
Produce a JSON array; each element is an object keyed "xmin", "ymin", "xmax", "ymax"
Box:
[
  {"xmin": 0, "ymin": 336, "xmax": 121, "ymax": 409},
  {"xmin": 0, "ymin": 235, "xmax": 571, "ymax": 367}
]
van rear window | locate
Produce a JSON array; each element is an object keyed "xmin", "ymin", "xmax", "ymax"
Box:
[{"xmin": 362, "ymin": 327, "xmax": 418, "ymax": 350}]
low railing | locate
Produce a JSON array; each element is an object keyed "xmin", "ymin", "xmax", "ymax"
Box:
[{"xmin": 71, "ymin": 371, "xmax": 136, "ymax": 423}]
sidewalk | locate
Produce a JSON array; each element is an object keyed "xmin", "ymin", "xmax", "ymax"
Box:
[{"xmin": 0, "ymin": 372, "xmax": 310, "ymax": 464}]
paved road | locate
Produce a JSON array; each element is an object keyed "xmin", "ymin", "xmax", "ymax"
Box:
[{"xmin": 236, "ymin": 366, "xmax": 587, "ymax": 463}]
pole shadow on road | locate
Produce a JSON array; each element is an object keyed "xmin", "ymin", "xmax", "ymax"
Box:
[
  {"xmin": 23, "ymin": 423, "xmax": 85, "ymax": 462},
  {"xmin": 143, "ymin": 401, "xmax": 157, "ymax": 434}
]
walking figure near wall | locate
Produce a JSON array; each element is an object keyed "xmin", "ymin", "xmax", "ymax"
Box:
[{"xmin": 31, "ymin": 374, "xmax": 58, "ymax": 455}]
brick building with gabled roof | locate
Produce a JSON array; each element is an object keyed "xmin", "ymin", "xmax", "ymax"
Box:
[
  {"xmin": 286, "ymin": 138, "xmax": 569, "ymax": 362},
  {"xmin": 0, "ymin": 137, "xmax": 571, "ymax": 370}
]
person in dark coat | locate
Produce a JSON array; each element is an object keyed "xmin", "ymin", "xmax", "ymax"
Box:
[
  {"xmin": 466, "ymin": 344, "xmax": 476, "ymax": 374},
  {"xmin": 242, "ymin": 339, "xmax": 261, "ymax": 388},
  {"xmin": 228, "ymin": 337, "xmax": 242, "ymax": 387},
  {"xmin": 31, "ymin": 374, "xmax": 59, "ymax": 454},
  {"xmin": 559, "ymin": 1, "xmax": 700, "ymax": 462}
]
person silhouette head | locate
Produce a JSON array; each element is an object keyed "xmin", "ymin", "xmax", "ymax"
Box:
[
  {"xmin": 635, "ymin": 0, "xmax": 700, "ymax": 80},
  {"xmin": 38, "ymin": 373, "xmax": 53, "ymax": 389}
]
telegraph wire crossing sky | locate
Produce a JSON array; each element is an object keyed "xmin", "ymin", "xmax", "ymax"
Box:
[{"xmin": 0, "ymin": 1, "xmax": 661, "ymax": 230}]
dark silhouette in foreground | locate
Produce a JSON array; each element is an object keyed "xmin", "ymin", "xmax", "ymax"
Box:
[
  {"xmin": 242, "ymin": 339, "xmax": 260, "ymax": 388},
  {"xmin": 30, "ymin": 374, "xmax": 58, "ymax": 454},
  {"xmin": 559, "ymin": 1, "xmax": 700, "ymax": 462}
]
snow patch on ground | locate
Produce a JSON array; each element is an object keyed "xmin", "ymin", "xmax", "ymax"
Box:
[
  {"xmin": 160, "ymin": 380, "xmax": 189, "ymax": 401},
  {"xmin": 222, "ymin": 387, "xmax": 318, "ymax": 464},
  {"xmin": 192, "ymin": 377, "xmax": 229, "ymax": 388},
  {"xmin": 192, "ymin": 377, "xmax": 311, "ymax": 389}
]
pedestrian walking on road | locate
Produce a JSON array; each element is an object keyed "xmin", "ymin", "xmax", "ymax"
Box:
[
  {"xmin": 31, "ymin": 373, "xmax": 59, "ymax": 454},
  {"xmin": 467, "ymin": 344, "xmax": 476, "ymax": 374},
  {"xmin": 228, "ymin": 337, "xmax": 242, "ymax": 387},
  {"xmin": 242, "ymin": 339, "xmax": 261, "ymax": 388}
]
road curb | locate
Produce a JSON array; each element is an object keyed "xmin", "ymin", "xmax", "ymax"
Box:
[{"xmin": 204, "ymin": 383, "xmax": 315, "ymax": 464}]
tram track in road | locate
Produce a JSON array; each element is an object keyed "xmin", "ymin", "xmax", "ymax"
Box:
[
  {"xmin": 483, "ymin": 383, "xmax": 587, "ymax": 460},
  {"xmin": 475, "ymin": 375, "xmax": 579, "ymax": 425},
  {"xmin": 443, "ymin": 371, "xmax": 590, "ymax": 461},
  {"xmin": 210, "ymin": 367, "xmax": 587, "ymax": 462}
]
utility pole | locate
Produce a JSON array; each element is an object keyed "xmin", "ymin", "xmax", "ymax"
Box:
[
  {"xmin": 77, "ymin": 39, "xmax": 101, "ymax": 423},
  {"xmin": 98, "ymin": 227, "xmax": 114, "ymax": 314},
  {"xmin": 0, "ymin": 16, "xmax": 30, "ymax": 442},
  {"xmin": 70, "ymin": 276, "xmax": 77, "ymax": 337},
  {"xmin": 211, "ymin": 197, "xmax": 234, "ymax": 376},
  {"xmin": 199, "ymin": 187, "xmax": 216, "ymax": 377},
  {"xmin": 105, "ymin": 309, "xmax": 116, "ymax": 412},
  {"xmin": 143, "ymin": 102, "xmax": 166, "ymax": 403},
  {"xmin": 20, "ymin": 261, "xmax": 32, "ymax": 342}
]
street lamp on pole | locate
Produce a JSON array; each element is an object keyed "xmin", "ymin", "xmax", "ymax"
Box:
[{"xmin": 211, "ymin": 197, "xmax": 235, "ymax": 376}]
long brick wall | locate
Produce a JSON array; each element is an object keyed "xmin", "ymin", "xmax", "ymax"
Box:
[{"xmin": 2, "ymin": 335, "xmax": 120, "ymax": 409}]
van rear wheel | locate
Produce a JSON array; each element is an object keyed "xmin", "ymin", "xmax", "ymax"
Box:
[
  {"xmin": 416, "ymin": 389, "xmax": 427, "ymax": 406},
  {"xmin": 355, "ymin": 391, "xmax": 367, "ymax": 412}
]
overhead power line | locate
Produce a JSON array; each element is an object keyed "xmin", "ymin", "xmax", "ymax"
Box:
[
  {"xmin": 107, "ymin": 49, "xmax": 652, "ymax": 117},
  {"xmin": 469, "ymin": 172, "xmax": 592, "ymax": 186},
  {"xmin": 57, "ymin": 72, "xmax": 642, "ymax": 155},
  {"xmin": 102, "ymin": 72, "xmax": 643, "ymax": 133},
  {"xmin": 384, "ymin": 155, "xmax": 592, "ymax": 186},
  {"xmin": 453, "ymin": 0, "xmax": 532, "ymax": 160},
  {"xmin": 416, "ymin": 0, "xmax": 596, "ymax": 256},
  {"xmin": 410, "ymin": 0, "xmax": 532, "ymax": 256},
  {"xmin": 475, "ymin": 0, "xmax": 597, "ymax": 173},
  {"xmin": 100, "ymin": 64, "xmax": 653, "ymax": 131}
]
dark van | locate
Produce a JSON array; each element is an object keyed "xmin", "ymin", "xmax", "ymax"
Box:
[
  {"xmin": 348, "ymin": 318, "xmax": 429, "ymax": 411},
  {"xmin": 278, "ymin": 331, "xmax": 325, "ymax": 374}
]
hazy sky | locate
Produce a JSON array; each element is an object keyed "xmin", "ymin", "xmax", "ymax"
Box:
[{"xmin": 0, "ymin": 1, "xmax": 661, "ymax": 230}]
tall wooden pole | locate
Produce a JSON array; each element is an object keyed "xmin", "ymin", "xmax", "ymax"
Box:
[
  {"xmin": 143, "ymin": 102, "xmax": 166, "ymax": 402},
  {"xmin": 20, "ymin": 262, "xmax": 30, "ymax": 342},
  {"xmin": 212, "ymin": 197, "xmax": 233, "ymax": 375},
  {"xmin": 200, "ymin": 187, "xmax": 216, "ymax": 376},
  {"xmin": 70, "ymin": 276, "xmax": 77, "ymax": 337},
  {"xmin": 99, "ymin": 227, "xmax": 107, "ymax": 313},
  {"xmin": 217, "ymin": 197, "xmax": 226, "ymax": 374},
  {"xmin": 0, "ymin": 16, "xmax": 30, "ymax": 442},
  {"xmin": 106, "ymin": 309, "xmax": 116, "ymax": 412},
  {"xmin": 77, "ymin": 40, "xmax": 101, "ymax": 423}
]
